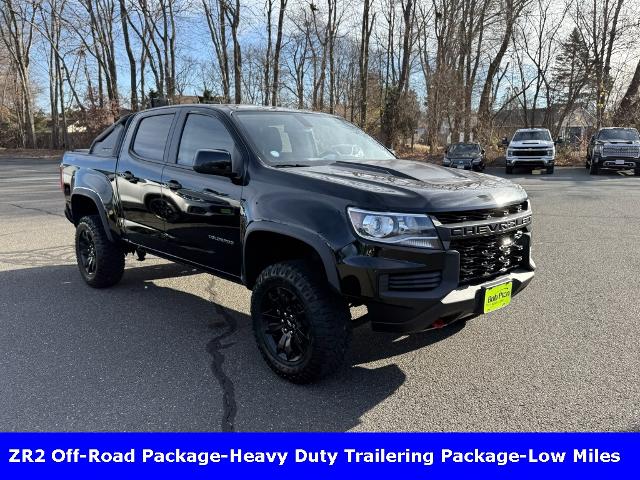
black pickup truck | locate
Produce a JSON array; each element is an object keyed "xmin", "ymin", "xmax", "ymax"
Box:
[{"xmin": 61, "ymin": 105, "xmax": 535, "ymax": 383}]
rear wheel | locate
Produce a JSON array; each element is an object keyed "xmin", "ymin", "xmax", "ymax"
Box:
[
  {"xmin": 75, "ymin": 215, "xmax": 124, "ymax": 288},
  {"xmin": 251, "ymin": 261, "xmax": 351, "ymax": 383}
]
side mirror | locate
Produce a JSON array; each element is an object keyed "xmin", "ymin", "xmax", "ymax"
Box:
[
  {"xmin": 481, "ymin": 148, "xmax": 486, "ymax": 155},
  {"xmin": 193, "ymin": 149, "xmax": 234, "ymax": 177},
  {"xmin": 590, "ymin": 136, "xmax": 595, "ymax": 144}
]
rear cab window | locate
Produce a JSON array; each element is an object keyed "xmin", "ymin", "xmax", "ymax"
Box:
[{"xmin": 91, "ymin": 124, "xmax": 124, "ymax": 157}]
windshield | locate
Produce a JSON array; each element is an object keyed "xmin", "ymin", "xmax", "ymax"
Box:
[
  {"xmin": 449, "ymin": 144, "xmax": 480, "ymax": 155},
  {"xmin": 597, "ymin": 129, "xmax": 639, "ymax": 141},
  {"xmin": 234, "ymin": 111, "xmax": 395, "ymax": 165},
  {"xmin": 512, "ymin": 130, "xmax": 552, "ymax": 142}
]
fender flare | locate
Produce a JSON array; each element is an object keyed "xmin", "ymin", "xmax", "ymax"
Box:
[
  {"xmin": 71, "ymin": 187, "xmax": 117, "ymax": 242},
  {"xmin": 243, "ymin": 221, "xmax": 341, "ymax": 292}
]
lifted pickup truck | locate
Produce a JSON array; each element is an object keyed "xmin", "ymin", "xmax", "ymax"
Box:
[
  {"xmin": 505, "ymin": 128, "xmax": 555, "ymax": 174},
  {"xmin": 586, "ymin": 127, "xmax": 640, "ymax": 175},
  {"xmin": 61, "ymin": 105, "xmax": 535, "ymax": 383}
]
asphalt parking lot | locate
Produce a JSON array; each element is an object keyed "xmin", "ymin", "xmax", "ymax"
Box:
[{"xmin": 1, "ymin": 157, "xmax": 639, "ymax": 432}]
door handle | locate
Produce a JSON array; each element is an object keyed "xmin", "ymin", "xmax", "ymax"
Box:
[{"xmin": 166, "ymin": 180, "xmax": 183, "ymax": 190}]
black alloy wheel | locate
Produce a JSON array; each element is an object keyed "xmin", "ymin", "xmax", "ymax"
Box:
[
  {"xmin": 77, "ymin": 227, "xmax": 97, "ymax": 277},
  {"xmin": 259, "ymin": 285, "xmax": 312, "ymax": 365}
]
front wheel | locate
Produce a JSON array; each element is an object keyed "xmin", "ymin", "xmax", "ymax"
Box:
[
  {"xmin": 505, "ymin": 166, "xmax": 513, "ymax": 174},
  {"xmin": 251, "ymin": 261, "xmax": 351, "ymax": 383},
  {"xmin": 589, "ymin": 161, "xmax": 599, "ymax": 175},
  {"xmin": 75, "ymin": 215, "xmax": 125, "ymax": 288},
  {"xmin": 546, "ymin": 166, "xmax": 555, "ymax": 174}
]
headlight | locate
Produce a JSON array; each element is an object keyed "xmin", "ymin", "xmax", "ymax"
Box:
[
  {"xmin": 347, "ymin": 208, "xmax": 442, "ymax": 249},
  {"xmin": 472, "ymin": 157, "xmax": 482, "ymax": 164},
  {"xmin": 594, "ymin": 144, "xmax": 603, "ymax": 155},
  {"xmin": 507, "ymin": 149, "xmax": 514, "ymax": 156},
  {"xmin": 443, "ymin": 157, "xmax": 451, "ymax": 165},
  {"xmin": 547, "ymin": 149, "xmax": 554, "ymax": 156}
]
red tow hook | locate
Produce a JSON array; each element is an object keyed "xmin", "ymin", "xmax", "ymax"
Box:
[{"xmin": 431, "ymin": 319, "xmax": 446, "ymax": 329}]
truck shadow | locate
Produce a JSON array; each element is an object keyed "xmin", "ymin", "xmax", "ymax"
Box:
[{"xmin": 0, "ymin": 262, "xmax": 461, "ymax": 432}]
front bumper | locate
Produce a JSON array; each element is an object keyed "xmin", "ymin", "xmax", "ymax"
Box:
[
  {"xmin": 506, "ymin": 156, "xmax": 554, "ymax": 167},
  {"xmin": 372, "ymin": 269, "xmax": 534, "ymax": 332},
  {"xmin": 592, "ymin": 156, "xmax": 639, "ymax": 170},
  {"xmin": 337, "ymin": 235, "xmax": 535, "ymax": 333},
  {"xmin": 444, "ymin": 160, "xmax": 483, "ymax": 170}
]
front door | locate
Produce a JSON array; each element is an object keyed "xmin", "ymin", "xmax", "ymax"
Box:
[
  {"xmin": 115, "ymin": 110, "xmax": 177, "ymax": 250},
  {"xmin": 160, "ymin": 110, "xmax": 243, "ymax": 277}
]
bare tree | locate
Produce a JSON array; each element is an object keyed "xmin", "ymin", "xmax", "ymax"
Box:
[
  {"xmin": 270, "ymin": 0, "xmax": 289, "ymax": 106},
  {"xmin": 0, "ymin": 0, "xmax": 37, "ymax": 147},
  {"xmin": 614, "ymin": 58, "xmax": 640, "ymax": 125},
  {"xmin": 476, "ymin": 0, "xmax": 529, "ymax": 139},
  {"xmin": 577, "ymin": 0, "xmax": 626, "ymax": 127},
  {"xmin": 358, "ymin": 0, "xmax": 376, "ymax": 127},
  {"xmin": 202, "ymin": 0, "xmax": 230, "ymax": 102}
]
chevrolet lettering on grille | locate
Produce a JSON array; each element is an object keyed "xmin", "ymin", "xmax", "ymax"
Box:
[{"xmin": 449, "ymin": 214, "xmax": 532, "ymax": 238}]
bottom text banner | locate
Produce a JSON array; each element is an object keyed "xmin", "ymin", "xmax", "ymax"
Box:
[{"xmin": 1, "ymin": 433, "xmax": 638, "ymax": 478}]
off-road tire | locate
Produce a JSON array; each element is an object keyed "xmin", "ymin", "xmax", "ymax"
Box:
[
  {"xmin": 75, "ymin": 215, "xmax": 125, "ymax": 288},
  {"xmin": 251, "ymin": 261, "xmax": 351, "ymax": 383}
]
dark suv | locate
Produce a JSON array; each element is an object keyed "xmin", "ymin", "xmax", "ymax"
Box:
[
  {"xmin": 60, "ymin": 105, "xmax": 535, "ymax": 383},
  {"xmin": 443, "ymin": 142, "xmax": 486, "ymax": 171},
  {"xmin": 587, "ymin": 127, "xmax": 640, "ymax": 175}
]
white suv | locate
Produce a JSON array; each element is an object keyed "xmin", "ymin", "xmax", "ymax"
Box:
[{"xmin": 506, "ymin": 128, "xmax": 555, "ymax": 174}]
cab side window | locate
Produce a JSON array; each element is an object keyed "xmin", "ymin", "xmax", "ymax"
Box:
[
  {"xmin": 132, "ymin": 114, "xmax": 174, "ymax": 162},
  {"xmin": 91, "ymin": 124, "xmax": 123, "ymax": 157},
  {"xmin": 177, "ymin": 114, "xmax": 236, "ymax": 166}
]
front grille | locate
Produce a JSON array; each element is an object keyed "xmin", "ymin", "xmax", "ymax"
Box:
[
  {"xmin": 512, "ymin": 149, "xmax": 548, "ymax": 157},
  {"xmin": 603, "ymin": 145, "xmax": 640, "ymax": 158},
  {"xmin": 450, "ymin": 230, "xmax": 527, "ymax": 284},
  {"xmin": 434, "ymin": 201, "xmax": 528, "ymax": 224},
  {"xmin": 382, "ymin": 271, "xmax": 442, "ymax": 292}
]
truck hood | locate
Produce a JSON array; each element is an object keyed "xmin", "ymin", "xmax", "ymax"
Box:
[
  {"xmin": 597, "ymin": 139, "xmax": 640, "ymax": 145},
  {"xmin": 509, "ymin": 140, "xmax": 554, "ymax": 148},
  {"xmin": 287, "ymin": 159, "xmax": 527, "ymax": 211}
]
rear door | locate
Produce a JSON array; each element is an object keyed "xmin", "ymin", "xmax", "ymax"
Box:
[
  {"xmin": 160, "ymin": 109, "xmax": 244, "ymax": 278},
  {"xmin": 115, "ymin": 109, "xmax": 178, "ymax": 250}
]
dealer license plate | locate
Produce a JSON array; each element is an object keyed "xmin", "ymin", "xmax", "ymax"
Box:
[
  {"xmin": 615, "ymin": 160, "xmax": 625, "ymax": 165},
  {"xmin": 483, "ymin": 282, "xmax": 513, "ymax": 313},
  {"xmin": 457, "ymin": 165, "xmax": 465, "ymax": 169}
]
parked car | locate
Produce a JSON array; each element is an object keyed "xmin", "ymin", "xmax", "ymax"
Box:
[
  {"xmin": 442, "ymin": 142, "xmax": 485, "ymax": 171},
  {"xmin": 586, "ymin": 127, "xmax": 640, "ymax": 175},
  {"xmin": 505, "ymin": 128, "xmax": 556, "ymax": 174},
  {"xmin": 60, "ymin": 105, "xmax": 535, "ymax": 383}
]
